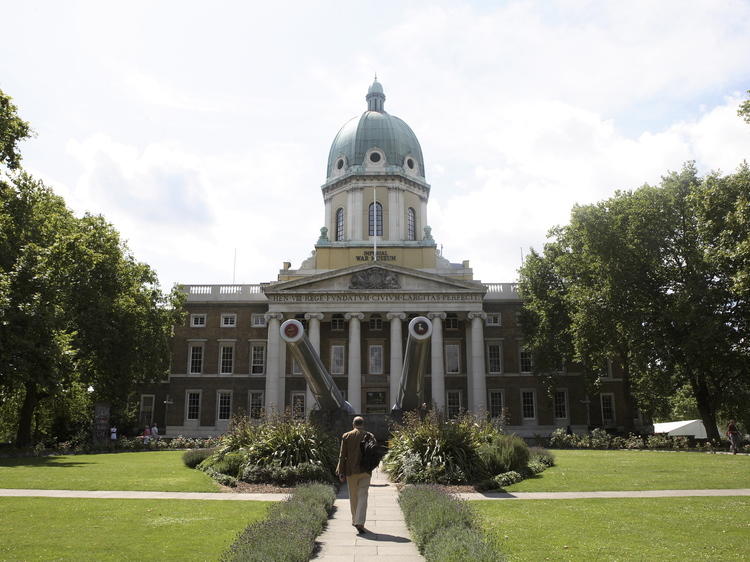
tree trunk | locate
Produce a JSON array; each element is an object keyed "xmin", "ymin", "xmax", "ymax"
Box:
[
  {"xmin": 691, "ymin": 376, "xmax": 721, "ymax": 443},
  {"xmin": 15, "ymin": 381, "xmax": 38, "ymax": 447}
]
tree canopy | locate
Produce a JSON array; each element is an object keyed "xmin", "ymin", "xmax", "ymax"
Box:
[
  {"xmin": 519, "ymin": 163, "xmax": 750, "ymax": 441},
  {"xmin": 0, "ymin": 88, "xmax": 183, "ymax": 446}
]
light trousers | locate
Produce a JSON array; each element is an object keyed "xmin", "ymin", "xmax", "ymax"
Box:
[{"xmin": 346, "ymin": 472, "xmax": 371, "ymax": 525}]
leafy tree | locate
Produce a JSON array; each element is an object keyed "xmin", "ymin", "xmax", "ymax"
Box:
[
  {"xmin": 0, "ymin": 89, "xmax": 32, "ymax": 170},
  {"xmin": 0, "ymin": 91, "xmax": 183, "ymax": 446},
  {"xmin": 519, "ymin": 163, "xmax": 750, "ymax": 442},
  {"xmin": 738, "ymin": 89, "xmax": 750, "ymax": 125}
]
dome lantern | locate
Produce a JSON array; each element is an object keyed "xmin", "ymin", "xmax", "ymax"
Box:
[{"xmin": 366, "ymin": 76, "xmax": 385, "ymax": 112}]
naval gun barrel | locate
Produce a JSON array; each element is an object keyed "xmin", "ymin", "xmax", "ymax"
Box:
[
  {"xmin": 392, "ymin": 316, "xmax": 433, "ymax": 413},
  {"xmin": 280, "ymin": 319, "xmax": 354, "ymax": 414}
]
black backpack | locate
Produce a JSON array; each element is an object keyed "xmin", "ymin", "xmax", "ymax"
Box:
[{"xmin": 360, "ymin": 433, "xmax": 386, "ymax": 473}]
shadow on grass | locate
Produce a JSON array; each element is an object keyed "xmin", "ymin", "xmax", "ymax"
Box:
[{"xmin": 0, "ymin": 457, "xmax": 89, "ymax": 468}]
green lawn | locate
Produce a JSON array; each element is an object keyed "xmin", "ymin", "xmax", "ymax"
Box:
[
  {"xmin": 476, "ymin": 496, "xmax": 750, "ymax": 561},
  {"xmin": 0, "ymin": 497, "xmax": 271, "ymax": 561},
  {"xmin": 0, "ymin": 451, "xmax": 220, "ymax": 492},
  {"xmin": 506, "ymin": 449, "xmax": 750, "ymax": 491}
]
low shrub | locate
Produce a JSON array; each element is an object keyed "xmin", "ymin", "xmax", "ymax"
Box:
[
  {"xmin": 199, "ymin": 450, "xmax": 246, "ymax": 477},
  {"xmin": 525, "ymin": 460, "xmax": 547, "ymax": 475},
  {"xmin": 201, "ymin": 467, "xmax": 238, "ymax": 487},
  {"xmin": 221, "ymin": 483, "xmax": 334, "ymax": 562},
  {"xmin": 399, "ymin": 485, "xmax": 502, "ymax": 561},
  {"xmin": 477, "ymin": 434, "xmax": 529, "ymax": 475},
  {"xmin": 241, "ymin": 461, "xmax": 334, "ymax": 486},
  {"xmin": 182, "ymin": 448, "xmax": 214, "ymax": 468},
  {"xmin": 493, "ymin": 471, "xmax": 522, "ymax": 488},
  {"xmin": 528, "ymin": 446, "xmax": 555, "ymax": 467}
]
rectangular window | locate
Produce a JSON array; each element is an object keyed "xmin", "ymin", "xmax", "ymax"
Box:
[
  {"xmin": 186, "ymin": 391, "xmax": 201, "ymax": 421},
  {"xmin": 554, "ymin": 390, "xmax": 568, "ymax": 419},
  {"xmin": 489, "ymin": 390, "xmax": 504, "ymax": 419},
  {"xmin": 520, "ymin": 346, "xmax": 533, "ymax": 373},
  {"xmin": 139, "ymin": 395, "xmax": 155, "ymax": 426},
  {"xmin": 248, "ymin": 391, "xmax": 264, "ymax": 420},
  {"xmin": 522, "ymin": 390, "xmax": 536, "ymax": 420},
  {"xmin": 251, "ymin": 314, "xmax": 267, "ymax": 328},
  {"xmin": 291, "ymin": 392, "xmax": 306, "ymax": 419},
  {"xmin": 601, "ymin": 393, "xmax": 615, "ymax": 426},
  {"xmin": 486, "ymin": 313, "xmax": 501, "ymax": 326},
  {"xmin": 331, "ymin": 345, "xmax": 345, "ymax": 375},
  {"xmin": 369, "ymin": 344, "xmax": 384, "ymax": 375},
  {"xmin": 217, "ymin": 391, "xmax": 232, "ymax": 421},
  {"xmin": 446, "ymin": 390, "xmax": 462, "ymax": 418},
  {"xmin": 188, "ymin": 344, "xmax": 203, "ymax": 374},
  {"xmin": 250, "ymin": 342, "xmax": 266, "ymax": 375},
  {"xmin": 331, "ymin": 315, "xmax": 344, "ymax": 331},
  {"xmin": 487, "ymin": 342, "xmax": 503, "ymax": 374},
  {"xmin": 445, "ymin": 315, "xmax": 458, "ymax": 330},
  {"xmin": 445, "ymin": 344, "xmax": 460, "ymax": 374},
  {"xmin": 369, "ymin": 316, "xmax": 383, "ymax": 331},
  {"xmin": 221, "ymin": 313, "xmax": 237, "ymax": 327},
  {"xmin": 219, "ymin": 344, "xmax": 234, "ymax": 374},
  {"xmin": 190, "ymin": 314, "xmax": 206, "ymax": 327}
]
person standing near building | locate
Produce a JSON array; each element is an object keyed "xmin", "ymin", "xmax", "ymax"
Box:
[
  {"xmin": 336, "ymin": 416, "xmax": 372, "ymax": 534},
  {"xmin": 727, "ymin": 420, "xmax": 741, "ymax": 454}
]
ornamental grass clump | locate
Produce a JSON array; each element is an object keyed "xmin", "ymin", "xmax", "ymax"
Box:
[
  {"xmin": 182, "ymin": 448, "xmax": 214, "ymax": 468},
  {"xmin": 385, "ymin": 411, "xmax": 501, "ymax": 484},
  {"xmin": 477, "ymin": 434, "xmax": 530, "ymax": 474},
  {"xmin": 221, "ymin": 483, "xmax": 335, "ymax": 562},
  {"xmin": 399, "ymin": 485, "xmax": 503, "ymax": 561}
]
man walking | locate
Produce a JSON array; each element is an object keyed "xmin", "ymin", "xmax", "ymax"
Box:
[{"xmin": 336, "ymin": 416, "xmax": 373, "ymax": 534}]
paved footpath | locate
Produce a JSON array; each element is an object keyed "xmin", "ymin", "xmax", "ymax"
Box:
[
  {"xmin": 456, "ymin": 488, "xmax": 750, "ymax": 501},
  {"xmin": 312, "ymin": 467, "xmax": 423, "ymax": 562},
  {"xmin": 0, "ymin": 489, "xmax": 289, "ymax": 501}
]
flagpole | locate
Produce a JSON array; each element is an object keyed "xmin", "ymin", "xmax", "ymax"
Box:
[{"xmin": 373, "ymin": 189, "xmax": 377, "ymax": 262}]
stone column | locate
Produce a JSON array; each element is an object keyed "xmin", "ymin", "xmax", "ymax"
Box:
[
  {"xmin": 428, "ymin": 312, "xmax": 446, "ymax": 412},
  {"xmin": 386, "ymin": 312, "xmax": 406, "ymax": 408},
  {"xmin": 345, "ymin": 312, "xmax": 364, "ymax": 413},
  {"xmin": 388, "ymin": 187, "xmax": 400, "ymax": 241},
  {"xmin": 304, "ymin": 312, "xmax": 324, "ymax": 415},
  {"xmin": 468, "ymin": 312, "xmax": 487, "ymax": 413},
  {"xmin": 352, "ymin": 188, "xmax": 364, "ymax": 241},
  {"xmin": 264, "ymin": 312, "xmax": 284, "ymax": 415}
]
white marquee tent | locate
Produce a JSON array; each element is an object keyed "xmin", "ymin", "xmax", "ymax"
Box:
[{"xmin": 652, "ymin": 419, "xmax": 709, "ymax": 438}]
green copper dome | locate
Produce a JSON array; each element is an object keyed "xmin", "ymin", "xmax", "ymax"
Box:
[{"xmin": 326, "ymin": 79, "xmax": 425, "ymax": 181}]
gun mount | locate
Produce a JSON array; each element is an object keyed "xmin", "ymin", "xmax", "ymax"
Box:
[
  {"xmin": 391, "ymin": 316, "xmax": 433, "ymax": 414},
  {"xmin": 280, "ymin": 319, "xmax": 355, "ymax": 415}
]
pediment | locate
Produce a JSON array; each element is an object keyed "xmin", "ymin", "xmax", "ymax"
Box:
[{"xmin": 264, "ymin": 263, "xmax": 485, "ymax": 295}]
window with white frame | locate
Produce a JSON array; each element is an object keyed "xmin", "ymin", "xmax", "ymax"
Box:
[
  {"xmin": 521, "ymin": 390, "xmax": 536, "ymax": 420},
  {"xmin": 139, "ymin": 394, "xmax": 155, "ymax": 426},
  {"xmin": 407, "ymin": 207, "xmax": 416, "ymax": 241},
  {"xmin": 487, "ymin": 342, "xmax": 503, "ymax": 374},
  {"xmin": 519, "ymin": 346, "xmax": 533, "ymax": 373},
  {"xmin": 335, "ymin": 207, "xmax": 345, "ymax": 241},
  {"xmin": 445, "ymin": 314, "xmax": 458, "ymax": 330},
  {"xmin": 291, "ymin": 392, "xmax": 306, "ymax": 419},
  {"xmin": 554, "ymin": 389, "xmax": 568, "ymax": 420},
  {"xmin": 368, "ymin": 202, "xmax": 383, "ymax": 236},
  {"xmin": 292, "ymin": 358, "xmax": 303, "ymax": 375},
  {"xmin": 445, "ymin": 343, "xmax": 461, "ymax": 374},
  {"xmin": 369, "ymin": 315, "xmax": 383, "ymax": 331},
  {"xmin": 331, "ymin": 314, "xmax": 345, "ymax": 331},
  {"xmin": 250, "ymin": 342, "xmax": 265, "ymax": 375},
  {"xmin": 486, "ymin": 313, "xmax": 501, "ymax": 326},
  {"xmin": 190, "ymin": 314, "xmax": 206, "ymax": 327},
  {"xmin": 446, "ymin": 390, "xmax": 462, "ymax": 418},
  {"xmin": 219, "ymin": 343, "xmax": 234, "ymax": 374},
  {"xmin": 248, "ymin": 391, "xmax": 264, "ymax": 419},
  {"xmin": 331, "ymin": 345, "xmax": 345, "ymax": 375},
  {"xmin": 217, "ymin": 391, "xmax": 232, "ymax": 421},
  {"xmin": 188, "ymin": 343, "xmax": 204, "ymax": 374},
  {"xmin": 251, "ymin": 314, "xmax": 267, "ymax": 328},
  {"xmin": 368, "ymin": 344, "xmax": 384, "ymax": 374},
  {"xmin": 221, "ymin": 313, "xmax": 237, "ymax": 327},
  {"xmin": 489, "ymin": 390, "xmax": 504, "ymax": 419},
  {"xmin": 601, "ymin": 393, "xmax": 615, "ymax": 426},
  {"xmin": 186, "ymin": 391, "xmax": 201, "ymax": 421}
]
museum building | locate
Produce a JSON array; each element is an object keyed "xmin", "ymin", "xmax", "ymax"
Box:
[{"xmin": 141, "ymin": 80, "xmax": 638, "ymax": 437}]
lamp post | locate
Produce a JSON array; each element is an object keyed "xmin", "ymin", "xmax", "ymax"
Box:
[{"xmin": 163, "ymin": 395, "xmax": 174, "ymax": 437}]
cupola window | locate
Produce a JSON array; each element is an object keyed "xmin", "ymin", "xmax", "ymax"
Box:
[
  {"xmin": 335, "ymin": 208, "xmax": 344, "ymax": 241},
  {"xmin": 407, "ymin": 207, "xmax": 416, "ymax": 241},
  {"xmin": 336, "ymin": 158, "xmax": 344, "ymax": 170},
  {"xmin": 369, "ymin": 202, "xmax": 383, "ymax": 236},
  {"xmin": 407, "ymin": 158, "xmax": 414, "ymax": 169},
  {"xmin": 369, "ymin": 152, "xmax": 381, "ymax": 163}
]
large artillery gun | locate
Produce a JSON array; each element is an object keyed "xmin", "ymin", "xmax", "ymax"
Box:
[{"xmin": 391, "ymin": 316, "xmax": 432, "ymax": 415}]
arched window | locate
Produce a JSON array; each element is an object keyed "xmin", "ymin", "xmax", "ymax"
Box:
[
  {"xmin": 335, "ymin": 208, "xmax": 344, "ymax": 241},
  {"xmin": 368, "ymin": 202, "xmax": 383, "ymax": 236},
  {"xmin": 407, "ymin": 207, "xmax": 416, "ymax": 241}
]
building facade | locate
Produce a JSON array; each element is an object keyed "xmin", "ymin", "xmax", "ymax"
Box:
[{"xmin": 140, "ymin": 80, "xmax": 638, "ymax": 437}]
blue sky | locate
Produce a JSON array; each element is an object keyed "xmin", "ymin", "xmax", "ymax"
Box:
[{"xmin": 2, "ymin": 0, "xmax": 750, "ymax": 289}]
